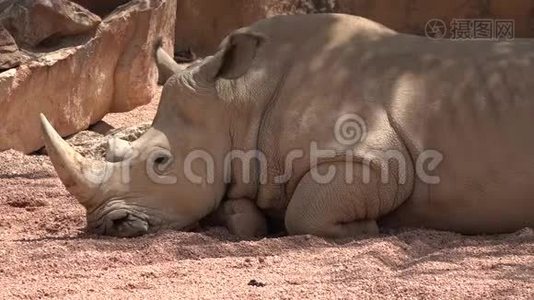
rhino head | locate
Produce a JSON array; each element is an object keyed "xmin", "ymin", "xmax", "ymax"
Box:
[{"xmin": 41, "ymin": 30, "xmax": 274, "ymax": 237}]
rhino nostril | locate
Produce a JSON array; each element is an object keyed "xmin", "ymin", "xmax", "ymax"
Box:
[
  {"xmin": 111, "ymin": 214, "xmax": 130, "ymax": 226},
  {"xmin": 105, "ymin": 211, "xmax": 150, "ymax": 237}
]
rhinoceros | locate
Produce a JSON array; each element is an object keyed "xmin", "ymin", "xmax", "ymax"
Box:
[{"xmin": 40, "ymin": 14, "xmax": 534, "ymax": 238}]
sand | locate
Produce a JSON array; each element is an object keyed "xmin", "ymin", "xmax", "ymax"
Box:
[{"xmin": 1, "ymin": 93, "xmax": 533, "ymax": 299}]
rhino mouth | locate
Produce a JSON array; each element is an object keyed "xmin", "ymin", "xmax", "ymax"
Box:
[
  {"xmin": 86, "ymin": 199, "xmax": 194, "ymax": 238},
  {"xmin": 93, "ymin": 211, "xmax": 150, "ymax": 238},
  {"xmin": 87, "ymin": 203, "xmax": 153, "ymax": 237}
]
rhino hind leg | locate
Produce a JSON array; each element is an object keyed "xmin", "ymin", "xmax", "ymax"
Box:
[{"xmin": 285, "ymin": 162, "xmax": 401, "ymax": 238}]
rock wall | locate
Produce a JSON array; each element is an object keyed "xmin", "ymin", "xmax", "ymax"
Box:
[
  {"xmin": 175, "ymin": 0, "xmax": 534, "ymax": 55},
  {"xmin": 0, "ymin": 0, "xmax": 101, "ymax": 49},
  {"xmin": 0, "ymin": 25, "xmax": 30, "ymax": 70},
  {"xmin": 0, "ymin": 0, "xmax": 176, "ymax": 154}
]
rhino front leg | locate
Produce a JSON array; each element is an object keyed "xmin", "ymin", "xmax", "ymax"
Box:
[
  {"xmin": 207, "ymin": 199, "xmax": 268, "ymax": 238},
  {"xmin": 285, "ymin": 162, "xmax": 406, "ymax": 238}
]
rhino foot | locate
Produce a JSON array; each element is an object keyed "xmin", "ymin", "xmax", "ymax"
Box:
[{"xmin": 207, "ymin": 199, "xmax": 268, "ymax": 239}]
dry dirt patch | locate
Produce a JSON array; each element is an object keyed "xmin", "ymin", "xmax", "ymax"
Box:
[{"xmin": 1, "ymin": 97, "xmax": 533, "ymax": 299}]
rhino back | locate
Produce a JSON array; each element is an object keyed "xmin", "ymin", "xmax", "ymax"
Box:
[{"xmin": 380, "ymin": 37, "xmax": 534, "ymax": 233}]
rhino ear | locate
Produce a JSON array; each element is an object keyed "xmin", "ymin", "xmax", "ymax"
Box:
[
  {"xmin": 217, "ymin": 31, "xmax": 265, "ymax": 79},
  {"xmin": 197, "ymin": 31, "xmax": 265, "ymax": 82}
]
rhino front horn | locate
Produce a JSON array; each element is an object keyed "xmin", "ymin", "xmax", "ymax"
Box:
[{"xmin": 40, "ymin": 114, "xmax": 108, "ymax": 209}]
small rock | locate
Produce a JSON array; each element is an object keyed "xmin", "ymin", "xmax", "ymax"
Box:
[{"xmin": 248, "ymin": 279, "xmax": 266, "ymax": 287}]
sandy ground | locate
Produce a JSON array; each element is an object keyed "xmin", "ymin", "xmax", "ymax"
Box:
[{"xmin": 1, "ymin": 93, "xmax": 533, "ymax": 299}]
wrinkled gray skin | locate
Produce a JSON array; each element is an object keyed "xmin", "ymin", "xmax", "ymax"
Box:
[{"xmin": 41, "ymin": 14, "xmax": 534, "ymax": 238}]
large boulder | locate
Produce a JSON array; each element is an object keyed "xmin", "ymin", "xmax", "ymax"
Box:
[
  {"xmin": 0, "ymin": 0, "xmax": 176, "ymax": 154},
  {"xmin": 0, "ymin": 0, "xmax": 101, "ymax": 49},
  {"xmin": 175, "ymin": 0, "xmax": 534, "ymax": 55},
  {"xmin": 174, "ymin": 0, "xmax": 336, "ymax": 56}
]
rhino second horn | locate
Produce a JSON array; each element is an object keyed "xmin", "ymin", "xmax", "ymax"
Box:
[
  {"xmin": 40, "ymin": 114, "xmax": 107, "ymax": 208},
  {"xmin": 156, "ymin": 46, "xmax": 186, "ymax": 83}
]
